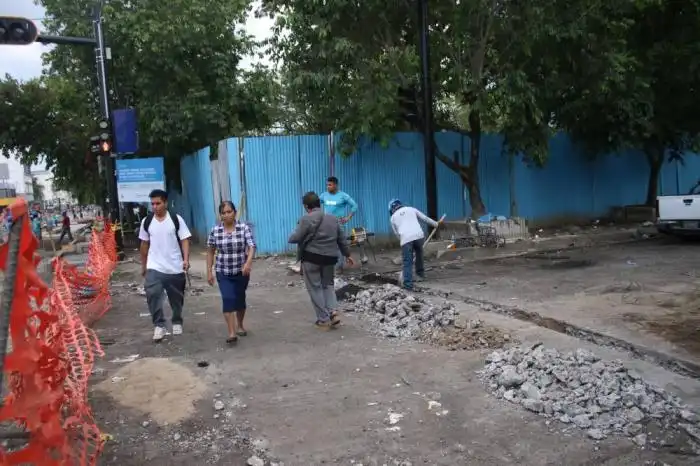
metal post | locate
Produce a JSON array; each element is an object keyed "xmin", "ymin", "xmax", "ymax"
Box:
[
  {"xmin": 0, "ymin": 218, "xmax": 23, "ymax": 386},
  {"xmin": 418, "ymin": 0, "xmax": 438, "ymax": 221},
  {"xmin": 93, "ymin": 2, "xmax": 123, "ymax": 259}
]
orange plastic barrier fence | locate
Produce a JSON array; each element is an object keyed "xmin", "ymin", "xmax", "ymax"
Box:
[{"xmin": 0, "ymin": 201, "xmax": 117, "ymax": 465}]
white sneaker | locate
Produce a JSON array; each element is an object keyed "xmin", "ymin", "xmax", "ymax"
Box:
[
  {"xmin": 361, "ymin": 255, "xmax": 369, "ymax": 264},
  {"xmin": 172, "ymin": 324, "xmax": 183, "ymax": 336},
  {"xmin": 153, "ymin": 326, "xmax": 166, "ymax": 342}
]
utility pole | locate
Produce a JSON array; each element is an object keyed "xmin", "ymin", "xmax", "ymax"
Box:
[
  {"xmin": 92, "ymin": 2, "xmax": 123, "ymax": 258},
  {"xmin": 417, "ymin": 0, "xmax": 438, "ymax": 221}
]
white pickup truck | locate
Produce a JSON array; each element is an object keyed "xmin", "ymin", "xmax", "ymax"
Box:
[{"xmin": 657, "ymin": 180, "xmax": 700, "ymax": 236}]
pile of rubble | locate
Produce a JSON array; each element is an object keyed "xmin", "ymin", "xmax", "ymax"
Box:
[
  {"xmin": 478, "ymin": 344, "xmax": 700, "ymax": 450},
  {"xmin": 346, "ymin": 284, "xmax": 457, "ymax": 339},
  {"xmin": 427, "ymin": 319, "xmax": 513, "ymax": 351}
]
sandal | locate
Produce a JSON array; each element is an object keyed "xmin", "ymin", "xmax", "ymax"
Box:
[
  {"xmin": 315, "ymin": 321, "xmax": 332, "ymax": 331},
  {"xmin": 330, "ymin": 312, "xmax": 341, "ymax": 326},
  {"xmin": 237, "ymin": 330, "xmax": 248, "ymax": 337},
  {"xmin": 226, "ymin": 336, "xmax": 238, "ymax": 344}
]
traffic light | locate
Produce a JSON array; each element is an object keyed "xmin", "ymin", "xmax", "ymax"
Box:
[
  {"xmin": 98, "ymin": 120, "xmax": 112, "ymax": 156},
  {"xmin": 0, "ymin": 17, "xmax": 39, "ymax": 45}
]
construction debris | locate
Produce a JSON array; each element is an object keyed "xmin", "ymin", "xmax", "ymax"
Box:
[
  {"xmin": 426, "ymin": 319, "xmax": 513, "ymax": 351},
  {"xmin": 478, "ymin": 344, "xmax": 700, "ymax": 451},
  {"xmin": 345, "ymin": 284, "xmax": 456, "ymax": 339}
]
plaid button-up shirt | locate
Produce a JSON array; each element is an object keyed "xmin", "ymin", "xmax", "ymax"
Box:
[{"xmin": 207, "ymin": 222, "xmax": 256, "ymax": 275}]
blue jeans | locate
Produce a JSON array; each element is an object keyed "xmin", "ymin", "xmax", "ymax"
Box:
[{"xmin": 401, "ymin": 239, "xmax": 424, "ymax": 289}]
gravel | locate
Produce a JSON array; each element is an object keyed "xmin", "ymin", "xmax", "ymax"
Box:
[
  {"xmin": 345, "ymin": 284, "xmax": 457, "ymax": 339},
  {"xmin": 479, "ymin": 344, "xmax": 700, "ymax": 451}
]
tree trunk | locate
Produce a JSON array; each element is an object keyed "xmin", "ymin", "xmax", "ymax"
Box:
[
  {"xmin": 432, "ymin": 110, "xmax": 488, "ymax": 219},
  {"xmin": 645, "ymin": 149, "xmax": 663, "ymax": 206},
  {"xmin": 467, "ymin": 109, "xmax": 486, "ymax": 218}
]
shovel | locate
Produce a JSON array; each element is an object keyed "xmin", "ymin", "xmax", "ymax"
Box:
[{"xmin": 423, "ymin": 214, "xmax": 446, "ymax": 247}]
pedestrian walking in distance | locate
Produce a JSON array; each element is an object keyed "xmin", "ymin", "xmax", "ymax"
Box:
[
  {"xmin": 388, "ymin": 199, "xmax": 441, "ymax": 290},
  {"xmin": 58, "ymin": 211, "xmax": 73, "ymax": 244},
  {"xmin": 289, "ymin": 191, "xmax": 354, "ymax": 330},
  {"xmin": 139, "ymin": 189, "xmax": 192, "ymax": 342},
  {"xmin": 206, "ymin": 201, "xmax": 256, "ymax": 344}
]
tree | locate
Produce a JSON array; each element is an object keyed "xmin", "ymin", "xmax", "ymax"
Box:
[
  {"xmin": 0, "ymin": 0, "xmax": 279, "ymax": 195},
  {"xmin": 262, "ymin": 0, "xmax": 625, "ymax": 217},
  {"xmin": 31, "ymin": 177, "xmax": 45, "ymax": 203},
  {"xmin": 0, "ymin": 75, "xmax": 102, "ymax": 197},
  {"xmin": 554, "ymin": 0, "xmax": 700, "ymax": 205}
]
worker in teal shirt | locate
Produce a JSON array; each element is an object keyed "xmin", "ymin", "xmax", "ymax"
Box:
[{"xmin": 320, "ymin": 176, "xmax": 368, "ymax": 270}]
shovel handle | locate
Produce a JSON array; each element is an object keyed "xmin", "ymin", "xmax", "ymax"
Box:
[{"xmin": 424, "ymin": 214, "xmax": 446, "ymax": 247}]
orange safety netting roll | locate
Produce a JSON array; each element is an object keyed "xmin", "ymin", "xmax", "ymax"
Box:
[{"xmin": 0, "ymin": 201, "xmax": 117, "ymax": 466}]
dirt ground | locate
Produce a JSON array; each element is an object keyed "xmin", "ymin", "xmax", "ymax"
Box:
[
  {"xmin": 86, "ymin": 239, "xmax": 700, "ymax": 465},
  {"xmin": 424, "ymin": 239, "xmax": 700, "ymax": 364}
]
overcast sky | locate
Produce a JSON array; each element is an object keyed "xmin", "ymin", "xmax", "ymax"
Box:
[
  {"xmin": 1, "ymin": 1, "xmax": 274, "ymax": 169},
  {"xmin": 0, "ymin": 1, "xmax": 273, "ymax": 79}
]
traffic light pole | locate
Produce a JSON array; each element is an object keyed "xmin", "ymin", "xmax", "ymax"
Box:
[
  {"xmin": 92, "ymin": 5, "xmax": 124, "ymax": 259},
  {"xmin": 2, "ymin": 10, "xmax": 123, "ymax": 258},
  {"xmin": 417, "ymin": 0, "xmax": 438, "ymax": 222}
]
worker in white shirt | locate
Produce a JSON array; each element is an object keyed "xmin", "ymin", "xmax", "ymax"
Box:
[{"xmin": 389, "ymin": 199, "xmax": 441, "ymax": 290}]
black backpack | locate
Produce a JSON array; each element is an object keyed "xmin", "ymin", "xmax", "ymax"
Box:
[{"xmin": 143, "ymin": 211, "xmax": 184, "ymax": 258}]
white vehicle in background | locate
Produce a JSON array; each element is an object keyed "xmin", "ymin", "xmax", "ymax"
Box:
[{"xmin": 657, "ymin": 180, "xmax": 700, "ymax": 237}]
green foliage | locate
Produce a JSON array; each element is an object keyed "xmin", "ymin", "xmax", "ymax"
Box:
[
  {"xmin": 0, "ymin": 74, "xmax": 102, "ymax": 197},
  {"xmin": 0, "ymin": 0, "xmax": 279, "ymax": 198},
  {"xmin": 554, "ymin": 0, "xmax": 700, "ymax": 204},
  {"xmin": 261, "ymin": 0, "xmax": 634, "ymax": 215}
]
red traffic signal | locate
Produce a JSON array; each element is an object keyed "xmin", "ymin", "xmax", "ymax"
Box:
[{"xmin": 0, "ymin": 17, "xmax": 39, "ymax": 45}]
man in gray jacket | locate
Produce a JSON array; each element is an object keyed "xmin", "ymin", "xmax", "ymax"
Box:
[{"xmin": 289, "ymin": 191, "xmax": 355, "ymax": 329}]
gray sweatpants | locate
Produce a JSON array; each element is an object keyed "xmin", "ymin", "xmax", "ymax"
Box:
[
  {"xmin": 144, "ymin": 269, "xmax": 186, "ymax": 328},
  {"xmin": 301, "ymin": 262, "xmax": 337, "ymax": 323}
]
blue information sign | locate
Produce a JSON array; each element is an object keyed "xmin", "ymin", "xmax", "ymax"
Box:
[{"xmin": 116, "ymin": 157, "xmax": 165, "ymax": 203}]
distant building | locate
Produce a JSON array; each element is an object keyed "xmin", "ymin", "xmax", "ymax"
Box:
[
  {"xmin": 31, "ymin": 169, "xmax": 75, "ymax": 208},
  {"xmin": 0, "ymin": 154, "xmax": 34, "ymax": 207}
]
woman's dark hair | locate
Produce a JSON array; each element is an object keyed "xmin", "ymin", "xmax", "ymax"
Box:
[
  {"xmin": 302, "ymin": 191, "xmax": 321, "ymax": 209},
  {"xmin": 218, "ymin": 200, "xmax": 237, "ymax": 214}
]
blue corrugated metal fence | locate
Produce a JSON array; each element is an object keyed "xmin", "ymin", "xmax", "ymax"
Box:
[{"xmin": 173, "ymin": 131, "xmax": 700, "ymax": 254}]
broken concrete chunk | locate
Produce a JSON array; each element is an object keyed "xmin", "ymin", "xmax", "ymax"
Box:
[
  {"xmin": 587, "ymin": 428, "xmax": 606, "ymax": 440},
  {"xmin": 632, "ymin": 433, "xmax": 647, "ymax": 447},
  {"xmin": 247, "ymin": 456, "xmax": 265, "ymax": 466},
  {"xmin": 498, "ymin": 366, "xmax": 525, "ymax": 389},
  {"xmin": 520, "ymin": 382, "xmax": 541, "ymax": 401},
  {"xmin": 522, "ymin": 398, "xmax": 544, "ymax": 413}
]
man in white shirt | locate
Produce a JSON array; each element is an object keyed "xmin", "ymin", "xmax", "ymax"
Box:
[
  {"xmin": 389, "ymin": 199, "xmax": 440, "ymax": 290},
  {"xmin": 139, "ymin": 189, "xmax": 192, "ymax": 342}
]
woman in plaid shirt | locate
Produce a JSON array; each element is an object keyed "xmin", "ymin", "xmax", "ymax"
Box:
[{"xmin": 206, "ymin": 201, "xmax": 256, "ymax": 344}]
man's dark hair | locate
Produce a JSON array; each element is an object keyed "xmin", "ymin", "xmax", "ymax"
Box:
[
  {"xmin": 302, "ymin": 191, "xmax": 321, "ymax": 209},
  {"xmin": 149, "ymin": 189, "xmax": 168, "ymax": 200},
  {"xmin": 327, "ymin": 176, "xmax": 338, "ymax": 185}
]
